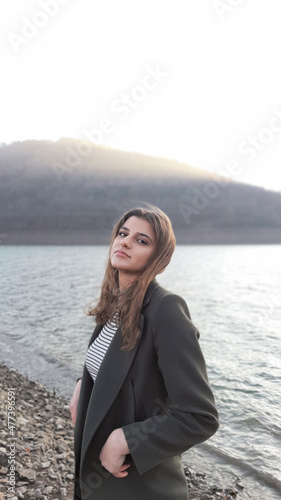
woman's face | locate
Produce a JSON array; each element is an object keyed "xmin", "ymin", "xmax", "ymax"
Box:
[{"xmin": 110, "ymin": 216, "xmax": 156, "ymax": 285}]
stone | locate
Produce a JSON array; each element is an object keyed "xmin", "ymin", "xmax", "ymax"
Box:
[
  {"xmin": 19, "ymin": 468, "xmax": 36, "ymax": 481},
  {"xmin": 40, "ymin": 461, "xmax": 51, "ymax": 468},
  {"xmin": 16, "ymin": 487, "xmax": 27, "ymax": 494},
  {"xmin": 54, "ymin": 452, "xmax": 67, "ymax": 460},
  {"xmin": 17, "ymin": 417, "xmax": 29, "ymax": 426},
  {"xmin": 42, "ymin": 486, "xmax": 53, "ymax": 494},
  {"xmin": 15, "ymin": 490, "xmax": 25, "ymax": 499}
]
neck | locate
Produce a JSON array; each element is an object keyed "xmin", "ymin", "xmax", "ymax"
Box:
[{"xmin": 118, "ymin": 271, "xmax": 138, "ymax": 291}]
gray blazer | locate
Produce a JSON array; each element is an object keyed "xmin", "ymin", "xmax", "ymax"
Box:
[{"xmin": 74, "ymin": 279, "xmax": 219, "ymax": 500}]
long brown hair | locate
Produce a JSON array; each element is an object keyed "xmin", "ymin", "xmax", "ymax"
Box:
[{"xmin": 87, "ymin": 205, "xmax": 176, "ymax": 350}]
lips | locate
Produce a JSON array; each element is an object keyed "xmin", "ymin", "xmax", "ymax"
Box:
[{"xmin": 115, "ymin": 250, "xmax": 130, "ymax": 258}]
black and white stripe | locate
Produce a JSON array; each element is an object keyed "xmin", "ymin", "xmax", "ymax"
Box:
[{"xmin": 85, "ymin": 315, "xmax": 118, "ymax": 382}]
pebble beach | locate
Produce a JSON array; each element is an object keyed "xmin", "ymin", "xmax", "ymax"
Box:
[{"xmin": 0, "ymin": 363, "xmax": 243, "ymax": 500}]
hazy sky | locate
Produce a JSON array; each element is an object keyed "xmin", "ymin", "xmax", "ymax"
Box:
[{"xmin": 1, "ymin": 0, "xmax": 281, "ymax": 191}]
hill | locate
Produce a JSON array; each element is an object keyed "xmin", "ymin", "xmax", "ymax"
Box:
[{"xmin": 1, "ymin": 138, "xmax": 281, "ymax": 244}]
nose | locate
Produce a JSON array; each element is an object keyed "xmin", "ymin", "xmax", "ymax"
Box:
[{"xmin": 120, "ymin": 235, "xmax": 131, "ymax": 248}]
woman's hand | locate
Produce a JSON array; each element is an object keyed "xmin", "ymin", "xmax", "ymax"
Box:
[
  {"xmin": 99, "ymin": 428, "xmax": 130, "ymax": 478},
  {"xmin": 69, "ymin": 379, "xmax": 82, "ymax": 425}
]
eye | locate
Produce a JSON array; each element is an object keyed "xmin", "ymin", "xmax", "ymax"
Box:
[
  {"xmin": 137, "ymin": 238, "xmax": 148, "ymax": 245},
  {"xmin": 118, "ymin": 231, "xmax": 127, "ymax": 237}
]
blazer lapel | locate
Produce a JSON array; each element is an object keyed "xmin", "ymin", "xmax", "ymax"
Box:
[
  {"xmin": 80, "ymin": 314, "xmax": 144, "ymax": 466},
  {"xmin": 80, "ymin": 278, "xmax": 158, "ymax": 467}
]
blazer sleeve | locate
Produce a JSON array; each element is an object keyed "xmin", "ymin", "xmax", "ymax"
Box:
[{"xmin": 122, "ymin": 293, "xmax": 219, "ymax": 475}]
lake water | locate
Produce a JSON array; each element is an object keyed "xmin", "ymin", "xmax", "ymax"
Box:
[{"xmin": 1, "ymin": 245, "xmax": 281, "ymax": 499}]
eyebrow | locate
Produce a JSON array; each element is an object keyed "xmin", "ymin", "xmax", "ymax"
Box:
[{"xmin": 121, "ymin": 226, "xmax": 153, "ymax": 243}]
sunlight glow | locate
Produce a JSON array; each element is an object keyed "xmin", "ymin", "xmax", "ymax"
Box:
[{"xmin": 1, "ymin": 0, "xmax": 280, "ymax": 192}]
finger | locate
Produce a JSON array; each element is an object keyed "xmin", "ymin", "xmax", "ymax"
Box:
[
  {"xmin": 120, "ymin": 464, "xmax": 131, "ymax": 471},
  {"xmin": 112, "ymin": 470, "xmax": 129, "ymax": 478},
  {"xmin": 112, "ymin": 464, "xmax": 131, "ymax": 478}
]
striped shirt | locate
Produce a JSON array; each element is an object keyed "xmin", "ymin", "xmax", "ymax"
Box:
[{"xmin": 85, "ymin": 315, "xmax": 119, "ymax": 382}]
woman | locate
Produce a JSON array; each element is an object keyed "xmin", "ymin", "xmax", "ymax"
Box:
[{"xmin": 70, "ymin": 205, "xmax": 219, "ymax": 500}]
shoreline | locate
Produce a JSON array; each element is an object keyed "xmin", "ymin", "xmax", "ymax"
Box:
[
  {"xmin": 0, "ymin": 363, "xmax": 242, "ymax": 500},
  {"xmin": 0, "ymin": 363, "xmax": 75, "ymax": 500},
  {"xmin": 1, "ymin": 227, "xmax": 281, "ymax": 246}
]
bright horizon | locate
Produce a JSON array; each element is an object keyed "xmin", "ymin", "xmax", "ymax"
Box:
[{"xmin": 1, "ymin": 0, "xmax": 281, "ymax": 192}]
